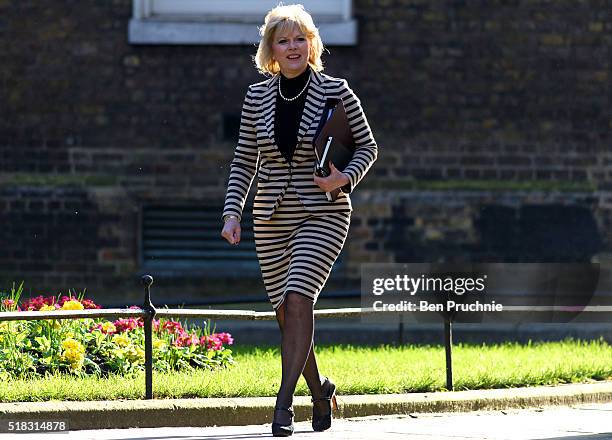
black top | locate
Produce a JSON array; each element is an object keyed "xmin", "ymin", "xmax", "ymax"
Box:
[{"xmin": 274, "ymin": 65, "xmax": 311, "ymax": 163}]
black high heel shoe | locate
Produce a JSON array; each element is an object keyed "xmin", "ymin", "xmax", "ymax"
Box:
[
  {"xmin": 272, "ymin": 406, "xmax": 294, "ymax": 437},
  {"xmin": 311, "ymin": 377, "xmax": 338, "ymax": 432}
]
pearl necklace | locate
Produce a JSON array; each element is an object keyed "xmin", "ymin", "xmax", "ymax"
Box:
[{"xmin": 278, "ymin": 73, "xmax": 311, "ymax": 102}]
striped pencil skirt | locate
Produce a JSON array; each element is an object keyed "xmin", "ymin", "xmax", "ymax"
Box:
[{"xmin": 253, "ymin": 183, "xmax": 351, "ymax": 310}]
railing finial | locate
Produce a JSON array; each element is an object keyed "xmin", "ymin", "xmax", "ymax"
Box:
[{"xmin": 141, "ymin": 274, "xmax": 154, "ymax": 288}]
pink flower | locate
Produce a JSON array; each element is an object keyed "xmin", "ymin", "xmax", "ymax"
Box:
[
  {"xmin": 215, "ymin": 332, "xmax": 234, "ymax": 345},
  {"xmin": 113, "ymin": 318, "xmax": 143, "ymax": 333},
  {"xmin": 2, "ymin": 299, "xmax": 16, "ymax": 309},
  {"xmin": 175, "ymin": 333, "xmax": 200, "ymax": 347},
  {"xmin": 58, "ymin": 295, "xmax": 75, "ymax": 306},
  {"xmin": 200, "ymin": 335, "xmax": 223, "ymax": 351}
]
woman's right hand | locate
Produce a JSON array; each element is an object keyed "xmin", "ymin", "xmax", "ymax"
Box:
[{"xmin": 221, "ymin": 219, "xmax": 241, "ymax": 245}]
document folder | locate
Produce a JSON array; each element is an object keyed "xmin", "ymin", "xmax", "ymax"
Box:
[{"xmin": 313, "ymin": 99, "xmax": 355, "ymax": 201}]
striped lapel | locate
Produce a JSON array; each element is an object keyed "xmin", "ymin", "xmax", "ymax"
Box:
[
  {"xmin": 263, "ymin": 69, "xmax": 327, "ymax": 162},
  {"xmin": 263, "ymin": 75, "xmax": 279, "ymax": 146},
  {"xmin": 297, "ymin": 69, "xmax": 326, "ymax": 146}
]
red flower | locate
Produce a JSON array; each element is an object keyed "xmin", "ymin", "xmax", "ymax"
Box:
[
  {"xmin": 113, "ymin": 318, "xmax": 143, "ymax": 333},
  {"xmin": 21, "ymin": 295, "xmax": 57, "ymax": 311},
  {"xmin": 175, "ymin": 333, "xmax": 199, "ymax": 347},
  {"xmin": 80, "ymin": 298, "xmax": 101, "ymax": 309},
  {"xmin": 20, "ymin": 294, "xmax": 100, "ymax": 311},
  {"xmin": 162, "ymin": 320, "xmax": 184, "ymax": 335}
]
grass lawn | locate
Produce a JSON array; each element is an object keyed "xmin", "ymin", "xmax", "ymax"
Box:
[{"xmin": 1, "ymin": 339, "xmax": 610, "ymax": 402}]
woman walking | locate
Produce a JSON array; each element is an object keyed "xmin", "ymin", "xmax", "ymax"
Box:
[{"xmin": 221, "ymin": 4, "xmax": 377, "ymax": 436}]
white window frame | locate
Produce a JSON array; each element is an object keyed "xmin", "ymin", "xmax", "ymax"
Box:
[{"xmin": 129, "ymin": 0, "xmax": 357, "ymax": 46}]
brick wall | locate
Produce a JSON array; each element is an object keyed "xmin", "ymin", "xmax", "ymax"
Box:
[{"xmin": 1, "ymin": 0, "xmax": 610, "ymax": 305}]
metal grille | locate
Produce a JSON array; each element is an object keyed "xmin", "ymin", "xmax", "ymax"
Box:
[{"xmin": 140, "ymin": 205, "xmax": 258, "ymax": 274}]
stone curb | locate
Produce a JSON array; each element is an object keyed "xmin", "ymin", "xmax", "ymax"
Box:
[{"xmin": 0, "ymin": 381, "xmax": 610, "ymax": 430}]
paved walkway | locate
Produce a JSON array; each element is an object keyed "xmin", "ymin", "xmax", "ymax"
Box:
[
  {"xmin": 0, "ymin": 382, "xmax": 611, "ymax": 438},
  {"xmin": 0, "ymin": 381, "xmax": 611, "ymax": 433},
  {"xmin": 5, "ymin": 403, "xmax": 611, "ymax": 439}
]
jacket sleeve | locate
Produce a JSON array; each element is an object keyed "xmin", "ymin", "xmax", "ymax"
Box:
[
  {"xmin": 221, "ymin": 86, "xmax": 259, "ymax": 222},
  {"xmin": 338, "ymin": 79, "xmax": 378, "ymax": 194}
]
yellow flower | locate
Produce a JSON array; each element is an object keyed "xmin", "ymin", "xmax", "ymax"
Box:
[
  {"xmin": 67, "ymin": 354, "xmax": 84, "ymax": 371},
  {"xmin": 37, "ymin": 307, "xmax": 63, "ymax": 330},
  {"xmin": 63, "ymin": 348, "xmax": 84, "ymax": 363},
  {"xmin": 39, "ymin": 304, "xmax": 57, "ymax": 312},
  {"xmin": 60, "ymin": 337, "xmax": 86, "ymax": 371},
  {"xmin": 112, "ymin": 333, "xmax": 130, "ymax": 347},
  {"xmin": 61, "ymin": 300, "xmax": 84, "ymax": 310},
  {"xmin": 110, "ymin": 348, "xmax": 125, "ymax": 359},
  {"xmin": 101, "ymin": 322, "xmax": 116, "ymax": 333},
  {"xmin": 153, "ymin": 338, "xmax": 166, "ymax": 349},
  {"xmin": 125, "ymin": 345, "xmax": 145, "ymax": 364},
  {"xmin": 61, "ymin": 337, "xmax": 85, "ymax": 354}
]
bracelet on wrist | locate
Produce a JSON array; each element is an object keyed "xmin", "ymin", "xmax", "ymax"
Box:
[{"xmin": 223, "ymin": 215, "xmax": 239, "ymax": 223}]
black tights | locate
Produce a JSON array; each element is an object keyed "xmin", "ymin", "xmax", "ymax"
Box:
[{"xmin": 274, "ymin": 292, "xmax": 326, "ymax": 421}]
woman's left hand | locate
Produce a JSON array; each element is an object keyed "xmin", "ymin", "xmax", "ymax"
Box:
[{"xmin": 313, "ymin": 161, "xmax": 350, "ymax": 193}]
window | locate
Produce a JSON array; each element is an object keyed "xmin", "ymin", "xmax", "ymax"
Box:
[
  {"xmin": 139, "ymin": 204, "xmax": 346, "ymax": 277},
  {"xmin": 129, "ymin": 0, "xmax": 357, "ymax": 45},
  {"xmin": 140, "ymin": 204, "xmax": 259, "ymax": 276}
]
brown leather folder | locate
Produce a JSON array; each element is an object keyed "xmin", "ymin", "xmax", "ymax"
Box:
[{"xmin": 312, "ymin": 99, "xmax": 355, "ymax": 201}]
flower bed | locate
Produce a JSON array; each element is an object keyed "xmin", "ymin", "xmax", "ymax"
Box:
[{"xmin": 0, "ymin": 283, "xmax": 234, "ymax": 379}]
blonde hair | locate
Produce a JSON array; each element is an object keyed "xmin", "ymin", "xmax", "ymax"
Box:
[{"xmin": 254, "ymin": 4, "xmax": 325, "ymax": 75}]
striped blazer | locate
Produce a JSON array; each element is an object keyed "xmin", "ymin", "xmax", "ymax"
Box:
[{"xmin": 222, "ymin": 69, "xmax": 378, "ymax": 221}]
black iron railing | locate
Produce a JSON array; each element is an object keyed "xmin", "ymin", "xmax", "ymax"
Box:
[{"xmin": 0, "ymin": 274, "xmax": 610, "ymax": 396}]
